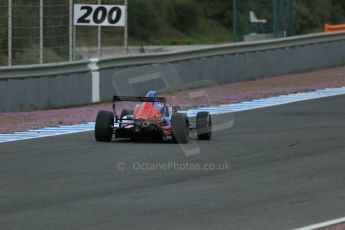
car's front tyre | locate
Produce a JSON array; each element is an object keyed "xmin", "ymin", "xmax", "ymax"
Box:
[{"xmin": 196, "ymin": 112, "xmax": 212, "ymax": 140}]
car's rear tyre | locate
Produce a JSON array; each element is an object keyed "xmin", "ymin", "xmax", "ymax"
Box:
[
  {"xmin": 171, "ymin": 113, "xmax": 189, "ymax": 144},
  {"xmin": 196, "ymin": 112, "xmax": 212, "ymax": 140},
  {"xmin": 95, "ymin": 111, "xmax": 114, "ymax": 142},
  {"xmin": 120, "ymin": 109, "xmax": 134, "ymax": 119}
]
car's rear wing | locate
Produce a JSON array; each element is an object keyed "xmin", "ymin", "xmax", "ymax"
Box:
[
  {"xmin": 113, "ymin": 96, "xmax": 166, "ymax": 103},
  {"xmin": 112, "ymin": 96, "xmax": 166, "ymax": 118}
]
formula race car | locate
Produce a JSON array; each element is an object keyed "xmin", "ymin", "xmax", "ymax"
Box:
[{"xmin": 94, "ymin": 91, "xmax": 212, "ymax": 144}]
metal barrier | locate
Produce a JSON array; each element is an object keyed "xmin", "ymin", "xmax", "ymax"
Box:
[
  {"xmin": 1, "ymin": 31, "xmax": 345, "ymax": 79},
  {"xmin": 1, "ymin": 31, "xmax": 345, "ymax": 111}
]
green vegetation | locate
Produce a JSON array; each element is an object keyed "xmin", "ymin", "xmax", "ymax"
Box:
[
  {"xmin": 128, "ymin": 0, "xmax": 345, "ymax": 43},
  {"xmin": 0, "ymin": 0, "xmax": 345, "ymax": 65}
]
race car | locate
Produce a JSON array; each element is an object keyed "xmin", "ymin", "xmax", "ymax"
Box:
[{"xmin": 94, "ymin": 91, "xmax": 212, "ymax": 144}]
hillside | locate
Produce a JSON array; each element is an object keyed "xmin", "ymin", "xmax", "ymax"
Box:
[{"xmin": 0, "ymin": 0, "xmax": 345, "ymax": 65}]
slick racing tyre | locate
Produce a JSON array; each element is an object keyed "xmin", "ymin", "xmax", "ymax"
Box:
[
  {"xmin": 171, "ymin": 113, "xmax": 189, "ymax": 144},
  {"xmin": 196, "ymin": 112, "xmax": 212, "ymax": 140},
  {"xmin": 95, "ymin": 111, "xmax": 114, "ymax": 142}
]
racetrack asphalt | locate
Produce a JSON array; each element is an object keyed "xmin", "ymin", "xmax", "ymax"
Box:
[{"xmin": 1, "ymin": 95, "xmax": 345, "ymax": 230}]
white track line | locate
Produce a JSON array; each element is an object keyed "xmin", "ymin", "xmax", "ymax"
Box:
[
  {"xmin": 1, "ymin": 87, "xmax": 345, "ymax": 143},
  {"xmin": 185, "ymin": 87, "xmax": 345, "ymax": 116},
  {"xmin": 294, "ymin": 216, "xmax": 345, "ymax": 230},
  {"xmin": 0, "ymin": 123, "xmax": 95, "ymax": 143}
]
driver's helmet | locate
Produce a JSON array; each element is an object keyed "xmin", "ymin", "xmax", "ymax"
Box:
[{"xmin": 146, "ymin": 91, "xmax": 164, "ymax": 112}]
